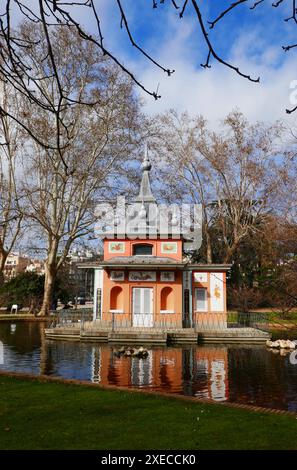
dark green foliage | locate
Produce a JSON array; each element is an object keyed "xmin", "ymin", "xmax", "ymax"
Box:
[
  {"xmin": 0, "ymin": 272, "xmax": 44, "ymax": 312},
  {"xmin": 0, "ymin": 271, "xmax": 75, "ymax": 312}
]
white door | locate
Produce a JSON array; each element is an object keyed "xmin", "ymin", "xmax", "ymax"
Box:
[{"xmin": 132, "ymin": 287, "xmax": 153, "ymax": 327}]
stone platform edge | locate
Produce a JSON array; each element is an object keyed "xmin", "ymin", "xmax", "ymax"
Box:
[{"xmin": 44, "ymin": 326, "xmax": 270, "ymax": 344}]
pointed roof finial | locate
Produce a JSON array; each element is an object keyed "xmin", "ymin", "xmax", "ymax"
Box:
[
  {"xmin": 134, "ymin": 142, "xmax": 156, "ymax": 203},
  {"xmin": 142, "ymin": 141, "xmax": 151, "ymax": 172}
]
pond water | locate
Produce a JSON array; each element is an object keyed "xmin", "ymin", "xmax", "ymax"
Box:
[{"xmin": 1, "ymin": 322, "xmax": 297, "ymax": 412}]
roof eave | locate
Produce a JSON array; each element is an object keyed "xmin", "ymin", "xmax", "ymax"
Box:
[
  {"xmin": 185, "ymin": 264, "xmax": 232, "ymax": 271},
  {"xmin": 99, "ymin": 263, "xmax": 185, "ymax": 269}
]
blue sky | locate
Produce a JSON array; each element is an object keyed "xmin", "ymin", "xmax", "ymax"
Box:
[
  {"xmin": 78, "ymin": 0, "xmax": 297, "ymax": 126},
  {"xmin": 14, "ymin": 1, "xmax": 297, "ymax": 125}
]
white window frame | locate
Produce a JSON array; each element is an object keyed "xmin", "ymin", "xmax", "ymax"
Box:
[
  {"xmin": 195, "ymin": 287, "xmax": 208, "ymax": 312},
  {"xmin": 132, "ymin": 287, "xmax": 154, "ymax": 327}
]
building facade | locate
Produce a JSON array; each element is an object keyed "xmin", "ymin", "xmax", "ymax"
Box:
[
  {"xmin": 4, "ymin": 253, "xmax": 31, "ymax": 280},
  {"xmin": 26, "ymin": 258, "xmax": 45, "ymax": 276},
  {"xmin": 67, "ymin": 249, "xmax": 97, "ymax": 301},
  {"xmin": 90, "ymin": 151, "xmax": 230, "ymax": 330}
]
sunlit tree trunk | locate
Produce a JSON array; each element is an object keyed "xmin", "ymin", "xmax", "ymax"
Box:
[
  {"xmin": 38, "ymin": 242, "xmax": 58, "ymax": 316},
  {"xmin": 205, "ymin": 230, "xmax": 213, "ymax": 264},
  {"xmin": 0, "ymin": 249, "xmax": 8, "ymax": 285},
  {"xmin": 19, "ymin": 26, "xmax": 140, "ymax": 316}
]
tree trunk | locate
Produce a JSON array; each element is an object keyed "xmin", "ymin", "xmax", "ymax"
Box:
[
  {"xmin": 38, "ymin": 263, "xmax": 56, "ymax": 316},
  {"xmin": 0, "ymin": 250, "xmax": 8, "ymax": 285},
  {"xmin": 205, "ymin": 230, "xmax": 213, "ymax": 264},
  {"xmin": 223, "ymin": 243, "xmax": 238, "ymax": 264}
]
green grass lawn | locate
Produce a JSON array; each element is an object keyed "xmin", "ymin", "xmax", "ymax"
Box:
[
  {"xmin": 228, "ymin": 310, "xmax": 297, "ymax": 327},
  {"xmin": 0, "ymin": 376, "xmax": 297, "ymax": 450}
]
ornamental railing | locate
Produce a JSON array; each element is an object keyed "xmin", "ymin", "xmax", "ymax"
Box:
[
  {"xmin": 48, "ymin": 309, "xmax": 270, "ymax": 332},
  {"xmin": 226, "ymin": 311, "xmax": 269, "ymax": 331},
  {"xmin": 49, "ymin": 308, "xmax": 93, "ymax": 328}
]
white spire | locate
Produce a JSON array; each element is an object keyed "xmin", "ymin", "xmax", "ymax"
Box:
[{"xmin": 134, "ymin": 143, "xmax": 155, "ymax": 203}]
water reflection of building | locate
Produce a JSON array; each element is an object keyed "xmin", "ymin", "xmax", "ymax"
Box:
[
  {"xmin": 195, "ymin": 347, "xmax": 228, "ymax": 401},
  {"xmin": 90, "ymin": 345, "xmax": 228, "ymax": 402}
]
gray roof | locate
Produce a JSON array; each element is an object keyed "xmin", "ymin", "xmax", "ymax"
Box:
[
  {"xmin": 99, "ymin": 256, "xmax": 185, "ymax": 266},
  {"xmin": 77, "ymin": 260, "xmax": 231, "ymax": 271}
]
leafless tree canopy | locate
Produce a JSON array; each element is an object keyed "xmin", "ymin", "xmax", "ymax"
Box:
[
  {"xmin": 152, "ymin": 110, "xmax": 283, "ymax": 263},
  {"xmin": 0, "ymin": 0, "xmax": 296, "ymax": 120},
  {"xmin": 0, "ymin": 82, "xmax": 23, "ymax": 281},
  {"xmin": 0, "ymin": 22, "xmax": 142, "ymax": 313}
]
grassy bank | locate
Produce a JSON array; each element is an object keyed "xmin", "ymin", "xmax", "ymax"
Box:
[{"xmin": 0, "ymin": 376, "xmax": 297, "ymax": 450}]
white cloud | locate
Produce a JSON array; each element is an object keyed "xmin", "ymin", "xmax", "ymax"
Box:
[
  {"xmin": 131, "ymin": 23, "xmax": 297, "ymax": 127},
  {"xmin": 10, "ymin": 1, "xmax": 297, "ymax": 126}
]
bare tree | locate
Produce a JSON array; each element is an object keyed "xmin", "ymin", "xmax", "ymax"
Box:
[
  {"xmin": 0, "ymin": 0, "xmax": 296, "ymax": 120},
  {"xmin": 0, "ymin": 82, "xmax": 23, "ymax": 283},
  {"xmin": 259, "ymin": 129, "xmax": 297, "ymax": 316},
  {"xmin": 155, "ymin": 109, "xmax": 282, "ymax": 263},
  {"xmin": 198, "ymin": 111, "xmax": 282, "ymax": 263},
  {"xmin": 19, "ymin": 25, "xmax": 141, "ymax": 315},
  {"xmin": 151, "ymin": 110, "xmax": 216, "ymax": 262}
]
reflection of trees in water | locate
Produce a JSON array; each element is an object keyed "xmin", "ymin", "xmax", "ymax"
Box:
[
  {"xmin": 182, "ymin": 347, "xmax": 194, "ymax": 396},
  {"xmin": 107, "ymin": 348, "xmax": 122, "ymax": 386},
  {"xmin": 3, "ymin": 323, "xmax": 297, "ymax": 412},
  {"xmin": 158, "ymin": 363, "xmax": 172, "ymax": 389},
  {"xmin": 40, "ymin": 339, "xmax": 55, "ymax": 376},
  {"xmin": 227, "ymin": 346, "xmax": 297, "ymax": 411},
  {"xmin": 0, "ymin": 321, "xmax": 45, "ymax": 354},
  {"xmin": 39, "ymin": 342, "xmax": 297, "ymax": 411},
  {"xmin": 41, "ymin": 340, "xmax": 94, "ymax": 380}
]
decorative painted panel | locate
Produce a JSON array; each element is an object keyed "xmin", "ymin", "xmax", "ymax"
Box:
[
  {"xmin": 194, "ymin": 272, "xmax": 208, "ymax": 283},
  {"xmin": 108, "ymin": 241, "xmax": 125, "ymax": 253},
  {"xmin": 160, "ymin": 242, "xmax": 178, "ymax": 254},
  {"xmin": 129, "ymin": 271, "xmax": 156, "ymax": 282},
  {"xmin": 110, "ymin": 271, "xmax": 125, "ymax": 281},
  {"xmin": 160, "ymin": 271, "xmax": 175, "ymax": 282},
  {"xmin": 210, "ymin": 273, "xmax": 224, "ymax": 312}
]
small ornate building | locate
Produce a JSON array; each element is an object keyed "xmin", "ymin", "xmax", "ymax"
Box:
[{"xmin": 92, "ymin": 151, "xmax": 230, "ymax": 330}]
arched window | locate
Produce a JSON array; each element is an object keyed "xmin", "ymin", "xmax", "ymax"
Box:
[
  {"xmin": 110, "ymin": 286, "xmax": 123, "ymax": 312},
  {"xmin": 133, "ymin": 244, "xmax": 153, "ymax": 256},
  {"xmin": 160, "ymin": 287, "xmax": 174, "ymax": 313}
]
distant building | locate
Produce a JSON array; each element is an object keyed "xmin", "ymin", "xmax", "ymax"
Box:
[
  {"xmin": 67, "ymin": 248, "xmax": 99, "ymax": 300},
  {"xmin": 4, "ymin": 252, "xmax": 45, "ymax": 280},
  {"xmin": 25, "ymin": 259, "xmax": 45, "ymax": 276},
  {"xmin": 4, "ymin": 253, "xmax": 31, "ymax": 280}
]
